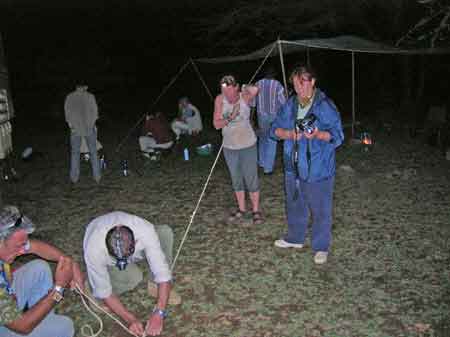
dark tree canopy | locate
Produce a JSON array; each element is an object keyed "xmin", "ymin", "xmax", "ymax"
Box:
[
  {"xmin": 397, "ymin": 0, "xmax": 450, "ymax": 47},
  {"xmin": 189, "ymin": 0, "xmax": 448, "ymax": 55}
]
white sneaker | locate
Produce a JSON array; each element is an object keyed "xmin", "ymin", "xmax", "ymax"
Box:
[
  {"xmin": 314, "ymin": 251, "xmax": 328, "ymax": 264},
  {"xmin": 274, "ymin": 239, "xmax": 304, "ymax": 249}
]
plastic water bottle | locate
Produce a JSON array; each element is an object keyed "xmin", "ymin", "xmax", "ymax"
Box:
[
  {"xmin": 3, "ymin": 168, "xmax": 9, "ymax": 181},
  {"xmin": 183, "ymin": 148, "xmax": 190, "ymax": 161},
  {"xmin": 122, "ymin": 160, "xmax": 129, "ymax": 176}
]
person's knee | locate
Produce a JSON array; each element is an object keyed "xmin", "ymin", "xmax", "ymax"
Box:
[
  {"xmin": 71, "ymin": 144, "xmax": 81, "ymax": 155},
  {"xmin": 53, "ymin": 315, "xmax": 75, "ymax": 337},
  {"xmin": 248, "ymin": 186, "xmax": 260, "ymax": 193},
  {"xmin": 155, "ymin": 225, "xmax": 174, "ymax": 263},
  {"xmin": 155, "ymin": 225, "xmax": 174, "ymax": 246},
  {"xmin": 109, "ymin": 263, "xmax": 143, "ymax": 295},
  {"xmin": 246, "ymin": 177, "xmax": 259, "ymax": 192},
  {"xmin": 71, "ymin": 147, "xmax": 81, "ymax": 155},
  {"xmin": 27, "ymin": 259, "xmax": 52, "ymax": 278},
  {"xmin": 156, "ymin": 224, "xmax": 173, "ymax": 237},
  {"xmin": 232, "ymin": 181, "xmax": 245, "ymax": 191}
]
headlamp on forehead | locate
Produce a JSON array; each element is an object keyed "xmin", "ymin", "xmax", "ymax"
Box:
[{"xmin": 220, "ymin": 75, "xmax": 237, "ymax": 88}]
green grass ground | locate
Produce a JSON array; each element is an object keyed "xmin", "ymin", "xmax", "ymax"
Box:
[{"xmin": 2, "ymin": 119, "xmax": 449, "ymax": 337}]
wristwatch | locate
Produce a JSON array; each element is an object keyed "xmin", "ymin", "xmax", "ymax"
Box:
[
  {"xmin": 152, "ymin": 307, "xmax": 168, "ymax": 319},
  {"xmin": 52, "ymin": 285, "xmax": 65, "ymax": 303}
]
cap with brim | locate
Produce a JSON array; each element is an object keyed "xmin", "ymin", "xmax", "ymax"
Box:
[{"xmin": 0, "ymin": 206, "xmax": 35, "ymax": 239}]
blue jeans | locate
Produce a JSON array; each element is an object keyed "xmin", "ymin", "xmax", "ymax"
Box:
[
  {"xmin": 70, "ymin": 128, "xmax": 101, "ymax": 183},
  {"xmin": 284, "ymin": 172, "xmax": 334, "ymax": 252},
  {"xmin": 0, "ymin": 260, "xmax": 74, "ymax": 337},
  {"xmin": 257, "ymin": 128, "xmax": 277, "ymax": 173}
]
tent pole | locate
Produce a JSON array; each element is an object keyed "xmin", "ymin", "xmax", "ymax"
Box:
[
  {"xmin": 114, "ymin": 59, "xmax": 191, "ymax": 153},
  {"xmin": 247, "ymin": 42, "xmax": 277, "ymax": 84},
  {"xmin": 190, "ymin": 58, "xmax": 214, "ymax": 102},
  {"xmin": 352, "ymin": 51, "xmax": 355, "ymax": 139},
  {"xmin": 278, "ymin": 39, "xmax": 289, "ymax": 97}
]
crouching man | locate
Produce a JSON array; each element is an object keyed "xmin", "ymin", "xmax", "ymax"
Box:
[
  {"xmin": 83, "ymin": 211, "xmax": 180, "ymax": 336},
  {"xmin": 0, "ymin": 206, "xmax": 84, "ymax": 337}
]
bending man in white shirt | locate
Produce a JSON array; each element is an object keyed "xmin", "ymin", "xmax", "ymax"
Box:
[{"xmin": 83, "ymin": 211, "xmax": 180, "ymax": 336}]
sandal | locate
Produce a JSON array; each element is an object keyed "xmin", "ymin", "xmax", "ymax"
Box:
[
  {"xmin": 252, "ymin": 211, "xmax": 264, "ymax": 225},
  {"xmin": 227, "ymin": 209, "xmax": 246, "ymax": 224}
]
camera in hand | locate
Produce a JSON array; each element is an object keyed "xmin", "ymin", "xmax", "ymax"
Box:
[{"xmin": 296, "ymin": 114, "xmax": 317, "ymax": 134}]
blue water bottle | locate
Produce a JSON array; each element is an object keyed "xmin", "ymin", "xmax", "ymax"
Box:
[{"xmin": 183, "ymin": 148, "xmax": 190, "ymax": 161}]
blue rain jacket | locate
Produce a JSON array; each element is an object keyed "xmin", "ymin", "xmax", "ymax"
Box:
[{"xmin": 270, "ymin": 89, "xmax": 344, "ymax": 182}]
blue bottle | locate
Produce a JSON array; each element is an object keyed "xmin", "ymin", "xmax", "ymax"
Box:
[{"xmin": 183, "ymin": 148, "xmax": 190, "ymax": 161}]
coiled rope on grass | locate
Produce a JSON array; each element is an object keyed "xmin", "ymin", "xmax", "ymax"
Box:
[{"xmin": 74, "ymin": 284, "xmax": 142, "ymax": 337}]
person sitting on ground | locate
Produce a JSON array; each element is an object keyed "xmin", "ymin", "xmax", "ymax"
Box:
[
  {"xmin": 0, "ymin": 205, "xmax": 84, "ymax": 337},
  {"xmin": 139, "ymin": 111, "xmax": 174, "ymax": 158},
  {"xmin": 171, "ymin": 97, "xmax": 203, "ymax": 141},
  {"xmin": 83, "ymin": 211, "xmax": 181, "ymax": 337}
]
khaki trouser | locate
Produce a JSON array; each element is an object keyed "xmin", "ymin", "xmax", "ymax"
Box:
[{"xmin": 107, "ymin": 225, "xmax": 173, "ymax": 295}]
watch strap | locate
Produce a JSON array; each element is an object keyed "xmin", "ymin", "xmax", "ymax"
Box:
[
  {"xmin": 52, "ymin": 285, "xmax": 65, "ymax": 303},
  {"xmin": 54, "ymin": 285, "xmax": 65, "ymax": 294},
  {"xmin": 152, "ymin": 308, "xmax": 167, "ymax": 318}
]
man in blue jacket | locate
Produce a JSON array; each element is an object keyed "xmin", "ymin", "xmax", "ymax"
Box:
[{"xmin": 271, "ymin": 65, "xmax": 344, "ymax": 264}]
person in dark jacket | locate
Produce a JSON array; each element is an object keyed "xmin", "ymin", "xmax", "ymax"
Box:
[
  {"xmin": 270, "ymin": 65, "xmax": 344, "ymax": 264},
  {"xmin": 139, "ymin": 111, "xmax": 174, "ymax": 158}
]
